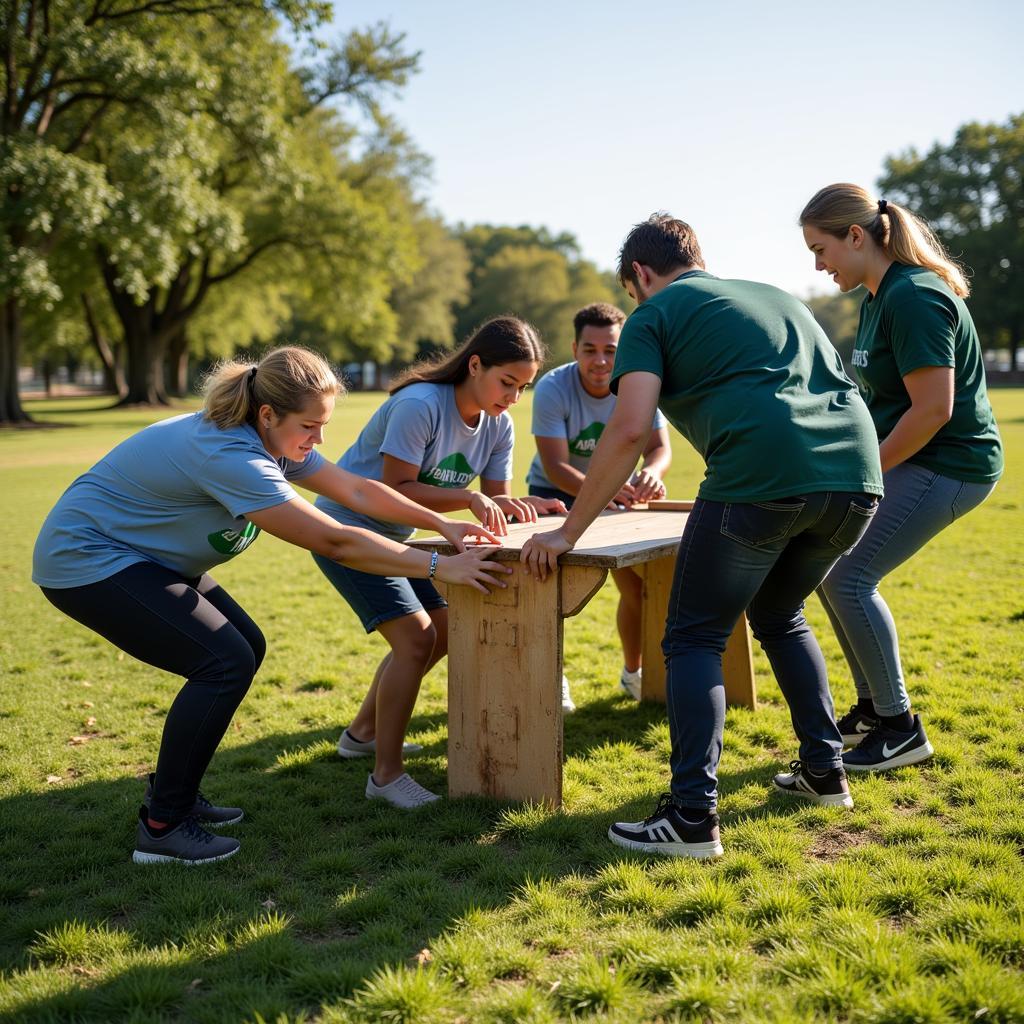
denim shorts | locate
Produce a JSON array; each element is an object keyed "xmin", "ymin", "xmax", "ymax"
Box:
[{"xmin": 311, "ymin": 552, "xmax": 447, "ymax": 633}]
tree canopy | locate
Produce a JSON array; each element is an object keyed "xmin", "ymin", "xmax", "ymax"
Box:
[{"xmin": 879, "ymin": 113, "xmax": 1024, "ymax": 368}]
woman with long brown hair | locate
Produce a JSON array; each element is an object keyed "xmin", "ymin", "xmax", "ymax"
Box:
[
  {"xmin": 33, "ymin": 346, "xmax": 506, "ymax": 865},
  {"xmin": 313, "ymin": 317, "xmax": 565, "ymax": 808},
  {"xmin": 800, "ymin": 183, "xmax": 1003, "ymax": 772}
]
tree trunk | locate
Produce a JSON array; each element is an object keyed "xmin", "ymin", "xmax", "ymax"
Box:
[
  {"xmin": 118, "ymin": 318, "xmax": 170, "ymax": 406},
  {"xmin": 82, "ymin": 293, "xmax": 127, "ymax": 398},
  {"xmin": 42, "ymin": 358, "xmax": 52, "ymax": 397},
  {"xmin": 0, "ymin": 296, "xmax": 32, "ymax": 424},
  {"xmin": 165, "ymin": 326, "xmax": 189, "ymax": 398}
]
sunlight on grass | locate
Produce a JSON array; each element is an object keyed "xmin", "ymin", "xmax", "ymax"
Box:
[{"xmin": 1, "ymin": 390, "xmax": 1022, "ymax": 1021}]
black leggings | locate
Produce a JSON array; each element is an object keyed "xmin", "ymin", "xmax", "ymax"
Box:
[{"xmin": 42, "ymin": 562, "xmax": 265, "ymax": 822}]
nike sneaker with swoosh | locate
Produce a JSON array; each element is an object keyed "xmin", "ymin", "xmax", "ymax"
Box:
[
  {"xmin": 835, "ymin": 704, "xmax": 880, "ymax": 746},
  {"xmin": 608, "ymin": 794, "xmax": 723, "ymax": 858},
  {"xmin": 842, "ymin": 714, "xmax": 934, "ymax": 772},
  {"xmin": 772, "ymin": 760, "xmax": 854, "ymax": 807}
]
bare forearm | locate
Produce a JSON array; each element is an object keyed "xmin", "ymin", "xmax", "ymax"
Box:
[
  {"xmin": 640, "ymin": 445, "xmax": 671, "ymax": 478},
  {"xmin": 879, "ymin": 405, "xmax": 950, "ymax": 472},
  {"xmin": 562, "ymin": 432, "xmax": 647, "ymax": 543},
  {"xmin": 393, "ymin": 481, "xmax": 476, "ymax": 513},
  {"xmin": 321, "ymin": 525, "xmax": 434, "ymax": 577},
  {"xmin": 542, "ymin": 461, "xmax": 588, "ymax": 496},
  {"xmin": 347, "ymin": 477, "xmax": 449, "ymax": 532}
]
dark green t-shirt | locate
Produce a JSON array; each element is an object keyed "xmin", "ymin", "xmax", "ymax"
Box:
[
  {"xmin": 610, "ymin": 271, "xmax": 883, "ymax": 503},
  {"xmin": 853, "ymin": 263, "xmax": 1003, "ymax": 483}
]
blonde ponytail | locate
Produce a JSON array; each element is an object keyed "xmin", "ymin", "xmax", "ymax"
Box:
[
  {"xmin": 203, "ymin": 346, "xmax": 341, "ymax": 429},
  {"xmin": 799, "ymin": 183, "xmax": 970, "ymax": 298}
]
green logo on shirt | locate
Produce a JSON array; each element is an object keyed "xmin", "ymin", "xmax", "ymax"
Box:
[
  {"xmin": 569, "ymin": 421, "xmax": 604, "ymax": 457},
  {"xmin": 207, "ymin": 521, "xmax": 260, "ymax": 556},
  {"xmin": 418, "ymin": 452, "xmax": 476, "ymax": 488}
]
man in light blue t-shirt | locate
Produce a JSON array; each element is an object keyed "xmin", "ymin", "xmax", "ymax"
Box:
[{"xmin": 528, "ymin": 302, "xmax": 672, "ymax": 709}]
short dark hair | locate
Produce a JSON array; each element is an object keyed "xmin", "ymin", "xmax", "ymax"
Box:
[
  {"xmin": 617, "ymin": 213, "xmax": 704, "ymax": 288},
  {"xmin": 572, "ymin": 302, "xmax": 626, "ymax": 342}
]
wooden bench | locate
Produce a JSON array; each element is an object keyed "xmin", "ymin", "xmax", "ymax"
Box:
[{"xmin": 412, "ymin": 508, "xmax": 756, "ymax": 806}]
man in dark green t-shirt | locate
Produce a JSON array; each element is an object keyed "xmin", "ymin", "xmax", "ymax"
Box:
[{"xmin": 521, "ymin": 214, "xmax": 883, "ymax": 860}]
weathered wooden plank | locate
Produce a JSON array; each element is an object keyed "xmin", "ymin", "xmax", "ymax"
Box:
[
  {"xmin": 411, "ymin": 509, "xmax": 691, "ymax": 569},
  {"xmin": 446, "ymin": 569, "xmax": 563, "ymax": 804},
  {"xmin": 560, "ymin": 565, "xmax": 608, "ymax": 618}
]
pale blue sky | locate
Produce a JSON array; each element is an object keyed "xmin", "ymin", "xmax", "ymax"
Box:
[{"xmin": 324, "ymin": 1, "xmax": 1023, "ymax": 296}]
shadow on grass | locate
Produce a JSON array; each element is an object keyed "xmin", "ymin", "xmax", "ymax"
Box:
[{"xmin": 0, "ymin": 702, "xmax": 818, "ymax": 1022}]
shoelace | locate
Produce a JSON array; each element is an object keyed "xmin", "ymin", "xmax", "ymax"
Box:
[
  {"xmin": 179, "ymin": 816, "xmax": 215, "ymax": 846},
  {"xmin": 787, "ymin": 759, "xmax": 805, "ymax": 774},
  {"xmin": 394, "ymin": 775, "xmax": 435, "ymax": 803},
  {"xmin": 643, "ymin": 793, "xmax": 677, "ymax": 824},
  {"xmin": 195, "ymin": 792, "xmax": 213, "ymax": 810}
]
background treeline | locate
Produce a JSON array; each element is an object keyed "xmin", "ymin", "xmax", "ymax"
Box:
[{"xmin": 2, "ymin": 1, "xmax": 1021, "ymax": 423}]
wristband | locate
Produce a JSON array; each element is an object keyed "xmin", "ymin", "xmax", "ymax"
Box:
[{"xmin": 428, "ymin": 550, "xmax": 439, "ymax": 579}]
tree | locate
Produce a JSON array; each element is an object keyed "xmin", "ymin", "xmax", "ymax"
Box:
[
  {"xmin": 388, "ymin": 210, "xmax": 470, "ymax": 361},
  {"xmin": 453, "ymin": 224, "xmax": 619, "ymax": 364},
  {"xmin": 0, "ymin": 0, "xmax": 327, "ymax": 423},
  {"xmin": 878, "ymin": 113, "xmax": 1024, "ymax": 369},
  {"xmin": 85, "ymin": 19, "xmax": 424, "ymax": 404}
]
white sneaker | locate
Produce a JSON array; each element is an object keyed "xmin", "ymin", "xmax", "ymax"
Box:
[
  {"xmin": 337, "ymin": 729, "xmax": 424, "ymax": 760},
  {"xmin": 561, "ymin": 674, "xmax": 576, "ymax": 714},
  {"xmin": 365, "ymin": 772, "xmax": 440, "ymax": 808},
  {"xmin": 619, "ymin": 667, "xmax": 642, "ymax": 701}
]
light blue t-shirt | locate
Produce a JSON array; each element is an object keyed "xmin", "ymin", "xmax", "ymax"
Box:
[
  {"xmin": 526, "ymin": 361, "xmax": 668, "ymax": 489},
  {"xmin": 33, "ymin": 412, "xmax": 324, "ymax": 588},
  {"xmin": 316, "ymin": 381, "xmax": 515, "ymax": 543}
]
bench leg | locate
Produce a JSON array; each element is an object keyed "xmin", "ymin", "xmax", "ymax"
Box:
[{"xmin": 446, "ymin": 570, "xmax": 564, "ymax": 804}]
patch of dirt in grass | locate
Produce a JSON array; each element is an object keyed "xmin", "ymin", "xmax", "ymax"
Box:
[
  {"xmin": 807, "ymin": 826, "xmax": 875, "ymax": 860},
  {"xmin": 297, "ymin": 924, "xmax": 363, "ymax": 943}
]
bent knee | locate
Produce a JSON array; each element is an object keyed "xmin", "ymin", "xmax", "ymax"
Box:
[{"xmin": 394, "ymin": 622, "xmax": 438, "ymax": 664}]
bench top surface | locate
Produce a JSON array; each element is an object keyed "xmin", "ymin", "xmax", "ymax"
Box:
[{"xmin": 410, "ymin": 508, "xmax": 690, "ymax": 569}]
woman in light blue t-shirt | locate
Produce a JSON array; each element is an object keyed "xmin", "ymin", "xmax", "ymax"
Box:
[
  {"xmin": 34, "ymin": 346, "xmax": 506, "ymax": 866},
  {"xmin": 314, "ymin": 317, "xmax": 566, "ymax": 809}
]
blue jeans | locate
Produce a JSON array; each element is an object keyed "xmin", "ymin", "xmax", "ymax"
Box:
[
  {"xmin": 664, "ymin": 491, "xmax": 879, "ymax": 810},
  {"xmin": 817, "ymin": 463, "xmax": 996, "ymax": 716}
]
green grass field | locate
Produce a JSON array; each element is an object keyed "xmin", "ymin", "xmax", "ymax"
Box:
[{"xmin": 1, "ymin": 389, "xmax": 1022, "ymax": 1023}]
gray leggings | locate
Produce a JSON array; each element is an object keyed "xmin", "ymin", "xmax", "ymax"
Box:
[{"xmin": 817, "ymin": 462, "xmax": 996, "ymax": 716}]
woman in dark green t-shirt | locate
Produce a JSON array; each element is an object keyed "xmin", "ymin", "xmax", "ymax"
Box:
[{"xmin": 801, "ymin": 183, "xmax": 1003, "ymax": 773}]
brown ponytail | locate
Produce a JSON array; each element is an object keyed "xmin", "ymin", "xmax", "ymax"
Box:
[
  {"xmin": 799, "ymin": 183, "xmax": 969, "ymax": 297},
  {"xmin": 202, "ymin": 346, "xmax": 341, "ymax": 429}
]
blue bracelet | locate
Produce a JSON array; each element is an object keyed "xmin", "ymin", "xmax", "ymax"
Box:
[{"xmin": 428, "ymin": 550, "xmax": 439, "ymax": 578}]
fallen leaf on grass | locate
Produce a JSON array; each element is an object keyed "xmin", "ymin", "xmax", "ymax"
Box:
[
  {"xmin": 68, "ymin": 735, "xmax": 91, "ymax": 746},
  {"xmin": 84, "ymin": 717, "xmax": 97, "ymax": 727},
  {"xmin": 261, "ymin": 899, "xmax": 276, "ymax": 910},
  {"xmin": 186, "ymin": 979, "xmax": 203, "ymax": 993},
  {"xmin": 415, "ymin": 948, "xmax": 433, "ymax": 966},
  {"xmin": 46, "ymin": 774, "xmax": 62, "ymax": 784},
  {"xmin": 81, "ymin": 701, "xmax": 94, "ymax": 708}
]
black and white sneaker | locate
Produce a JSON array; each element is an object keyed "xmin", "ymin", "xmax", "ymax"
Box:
[
  {"xmin": 608, "ymin": 794, "xmax": 723, "ymax": 859},
  {"xmin": 773, "ymin": 761, "xmax": 854, "ymax": 807},
  {"xmin": 836, "ymin": 704, "xmax": 880, "ymax": 746},
  {"xmin": 143, "ymin": 774, "xmax": 243, "ymax": 827},
  {"xmin": 132, "ymin": 808, "xmax": 240, "ymax": 865},
  {"xmin": 842, "ymin": 715, "xmax": 934, "ymax": 772}
]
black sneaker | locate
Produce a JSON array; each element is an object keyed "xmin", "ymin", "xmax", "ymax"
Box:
[
  {"xmin": 132, "ymin": 808, "xmax": 240, "ymax": 865},
  {"xmin": 143, "ymin": 774, "xmax": 243, "ymax": 827},
  {"xmin": 608, "ymin": 794, "xmax": 723, "ymax": 859},
  {"xmin": 842, "ymin": 715, "xmax": 934, "ymax": 772},
  {"xmin": 836, "ymin": 703, "xmax": 880, "ymax": 746},
  {"xmin": 773, "ymin": 761, "xmax": 854, "ymax": 807}
]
